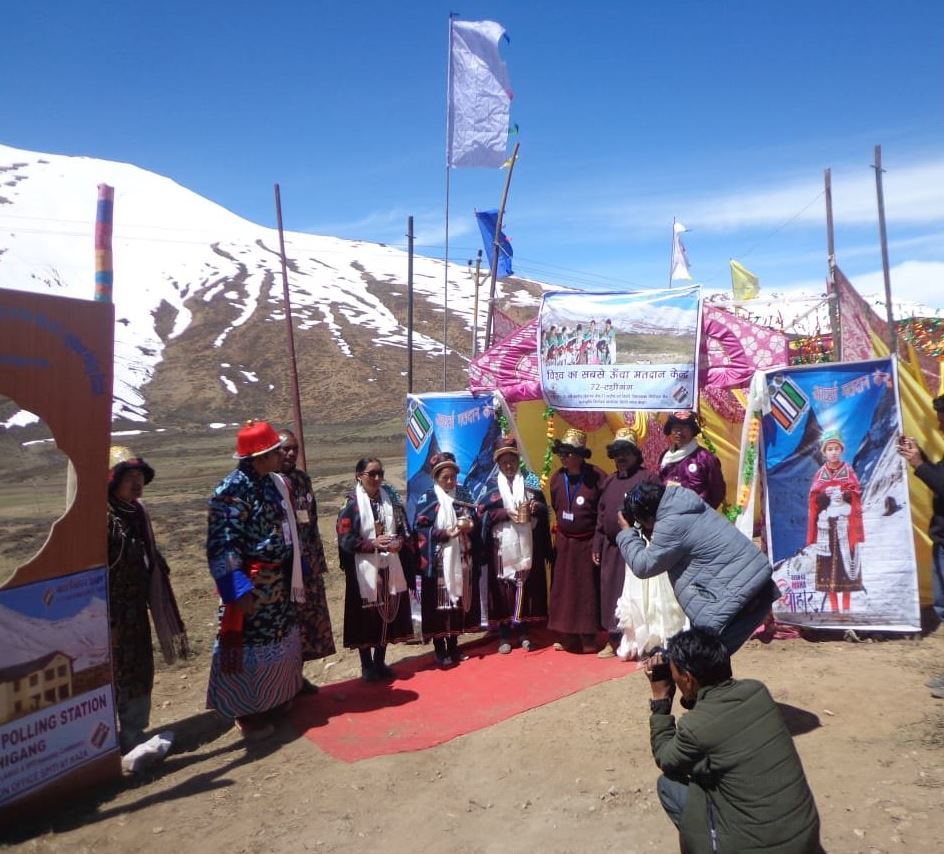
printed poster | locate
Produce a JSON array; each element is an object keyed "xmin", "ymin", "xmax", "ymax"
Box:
[
  {"xmin": 405, "ymin": 393, "xmax": 500, "ymax": 524},
  {"xmin": 762, "ymin": 357, "xmax": 920, "ymax": 631},
  {"xmin": 0, "ymin": 567, "xmax": 117, "ymax": 805},
  {"xmin": 538, "ymin": 286, "xmax": 701, "ymax": 411}
]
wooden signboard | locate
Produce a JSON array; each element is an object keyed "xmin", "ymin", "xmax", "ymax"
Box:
[{"xmin": 0, "ymin": 288, "xmax": 118, "ymax": 818}]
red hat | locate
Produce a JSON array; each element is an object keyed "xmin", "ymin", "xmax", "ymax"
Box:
[{"xmin": 233, "ymin": 420, "xmax": 284, "ymax": 459}]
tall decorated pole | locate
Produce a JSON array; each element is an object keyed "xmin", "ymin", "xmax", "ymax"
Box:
[
  {"xmin": 94, "ymin": 184, "xmax": 114, "ymax": 303},
  {"xmin": 484, "ymin": 141, "xmax": 520, "ymax": 350}
]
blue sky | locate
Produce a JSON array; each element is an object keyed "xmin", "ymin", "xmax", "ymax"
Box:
[{"xmin": 4, "ymin": 0, "xmax": 943, "ymax": 310}]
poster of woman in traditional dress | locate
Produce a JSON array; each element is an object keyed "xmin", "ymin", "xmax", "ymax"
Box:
[{"xmin": 762, "ymin": 357, "xmax": 920, "ymax": 631}]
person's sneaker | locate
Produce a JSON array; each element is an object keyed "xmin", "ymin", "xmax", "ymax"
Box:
[
  {"xmin": 931, "ymin": 685, "xmax": 944, "ymax": 700},
  {"xmin": 520, "ymin": 637, "xmax": 532, "ymax": 651},
  {"xmin": 925, "ymin": 674, "xmax": 944, "ymax": 689},
  {"xmin": 597, "ymin": 645, "xmax": 617, "ymax": 659},
  {"xmin": 552, "ymin": 641, "xmax": 566, "ymax": 652},
  {"xmin": 498, "ymin": 642, "xmax": 513, "ymax": 655}
]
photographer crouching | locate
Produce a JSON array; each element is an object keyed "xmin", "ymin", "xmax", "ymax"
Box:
[
  {"xmin": 617, "ymin": 482, "xmax": 779, "ymax": 654},
  {"xmin": 647, "ymin": 629, "xmax": 823, "ymax": 853}
]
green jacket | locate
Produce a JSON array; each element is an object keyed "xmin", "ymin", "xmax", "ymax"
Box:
[{"xmin": 650, "ymin": 679, "xmax": 822, "ymax": 854}]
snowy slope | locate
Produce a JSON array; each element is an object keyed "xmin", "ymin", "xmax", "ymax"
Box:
[{"xmin": 0, "ymin": 144, "xmax": 539, "ymax": 424}]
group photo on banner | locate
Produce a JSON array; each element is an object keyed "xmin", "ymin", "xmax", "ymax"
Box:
[
  {"xmin": 538, "ymin": 285, "xmax": 701, "ymax": 412},
  {"xmin": 762, "ymin": 357, "xmax": 921, "ymax": 632}
]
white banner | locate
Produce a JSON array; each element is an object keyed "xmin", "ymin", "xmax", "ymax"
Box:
[{"xmin": 537, "ymin": 286, "xmax": 701, "ymax": 411}]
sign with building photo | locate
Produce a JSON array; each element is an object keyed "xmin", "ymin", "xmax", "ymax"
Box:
[
  {"xmin": 537, "ymin": 286, "xmax": 701, "ymax": 411},
  {"xmin": 762, "ymin": 357, "xmax": 920, "ymax": 632},
  {"xmin": 0, "ymin": 567, "xmax": 116, "ymax": 806}
]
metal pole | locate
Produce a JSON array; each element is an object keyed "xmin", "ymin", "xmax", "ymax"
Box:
[
  {"xmin": 824, "ymin": 168, "xmax": 842, "ymax": 361},
  {"xmin": 407, "ymin": 215, "xmax": 415, "ymax": 394},
  {"xmin": 442, "ymin": 14, "xmax": 456, "ymax": 391},
  {"xmin": 274, "ymin": 183, "xmax": 307, "ymax": 472},
  {"xmin": 471, "ymin": 250, "xmax": 483, "ymax": 356},
  {"xmin": 668, "ymin": 217, "xmax": 676, "ymax": 287},
  {"xmin": 872, "ymin": 145, "xmax": 898, "ymax": 355},
  {"xmin": 485, "ymin": 141, "xmax": 520, "ymax": 350}
]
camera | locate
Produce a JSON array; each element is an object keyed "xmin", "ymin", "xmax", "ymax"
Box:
[{"xmin": 622, "ymin": 491, "xmax": 636, "ymax": 527}]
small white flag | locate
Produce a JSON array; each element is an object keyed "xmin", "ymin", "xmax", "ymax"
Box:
[
  {"xmin": 671, "ymin": 221, "xmax": 693, "ymax": 281},
  {"xmin": 447, "ymin": 20, "xmax": 513, "ymax": 169}
]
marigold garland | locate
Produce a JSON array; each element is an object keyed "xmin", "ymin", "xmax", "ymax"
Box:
[
  {"xmin": 540, "ymin": 405, "xmax": 556, "ymax": 489},
  {"xmin": 723, "ymin": 412, "xmax": 760, "ymax": 522}
]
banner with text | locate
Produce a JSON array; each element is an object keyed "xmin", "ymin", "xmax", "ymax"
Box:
[
  {"xmin": 762, "ymin": 357, "xmax": 920, "ymax": 631},
  {"xmin": 538, "ymin": 286, "xmax": 701, "ymax": 411},
  {"xmin": 0, "ymin": 567, "xmax": 117, "ymax": 805},
  {"xmin": 405, "ymin": 393, "xmax": 501, "ymax": 524}
]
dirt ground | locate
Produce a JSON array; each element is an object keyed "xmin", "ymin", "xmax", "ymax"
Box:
[{"xmin": 3, "ymin": 425, "xmax": 944, "ymax": 853}]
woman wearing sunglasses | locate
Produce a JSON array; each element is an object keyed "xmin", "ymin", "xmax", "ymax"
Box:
[{"xmin": 336, "ymin": 457, "xmax": 416, "ymax": 681}]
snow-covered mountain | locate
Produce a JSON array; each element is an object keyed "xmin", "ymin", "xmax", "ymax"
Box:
[{"xmin": 0, "ymin": 144, "xmax": 543, "ymax": 428}]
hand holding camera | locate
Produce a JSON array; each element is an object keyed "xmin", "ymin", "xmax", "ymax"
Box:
[{"xmin": 645, "ymin": 649, "xmax": 674, "ymax": 701}]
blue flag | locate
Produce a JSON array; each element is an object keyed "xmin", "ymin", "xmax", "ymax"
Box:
[{"xmin": 475, "ymin": 209, "xmax": 513, "ymax": 278}]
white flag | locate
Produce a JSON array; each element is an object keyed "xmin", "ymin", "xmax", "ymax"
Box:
[
  {"xmin": 671, "ymin": 221, "xmax": 693, "ymax": 281},
  {"xmin": 447, "ymin": 20, "xmax": 513, "ymax": 168}
]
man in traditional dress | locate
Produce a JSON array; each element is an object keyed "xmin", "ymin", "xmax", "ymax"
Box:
[
  {"xmin": 278, "ymin": 429, "xmax": 336, "ymax": 694},
  {"xmin": 593, "ymin": 428, "xmax": 659, "ymax": 658},
  {"xmin": 659, "ymin": 411, "xmax": 726, "ymax": 509},
  {"xmin": 548, "ymin": 428, "xmax": 608, "ymax": 653},
  {"xmin": 206, "ymin": 420, "xmax": 304, "ymax": 741},
  {"xmin": 807, "ymin": 430, "xmax": 864, "ymax": 613},
  {"xmin": 899, "ymin": 394, "xmax": 944, "ymax": 697},
  {"xmin": 478, "ymin": 436, "xmax": 552, "ymax": 653}
]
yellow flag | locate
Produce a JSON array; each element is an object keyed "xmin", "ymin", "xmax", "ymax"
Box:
[{"xmin": 730, "ymin": 259, "xmax": 759, "ymax": 300}]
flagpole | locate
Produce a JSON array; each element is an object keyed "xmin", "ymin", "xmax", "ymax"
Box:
[
  {"xmin": 407, "ymin": 214, "xmax": 415, "ymax": 394},
  {"xmin": 872, "ymin": 145, "xmax": 898, "ymax": 356},
  {"xmin": 668, "ymin": 217, "xmax": 676, "ymax": 287},
  {"xmin": 442, "ymin": 14, "xmax": 457, "ymax": 391},
  {"xmin": 485, "ymin": 141, "xmax": 520, "ymax": 350},
  {"xmin": 823, "ymin": 167, "xmax": 842, "ymax": 360},
  {"xmin": 274, "ymin": 183, "xmax": 307, "ymax": 472}
]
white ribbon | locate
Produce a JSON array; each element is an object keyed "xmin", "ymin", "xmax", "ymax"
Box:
[
  {"xmin": 270, "ymin": 473, "xmax": 305, "ymax": 604},
  {"xmin": 434, "ymin": 484, "xmax": 465, "ymax": 606}
]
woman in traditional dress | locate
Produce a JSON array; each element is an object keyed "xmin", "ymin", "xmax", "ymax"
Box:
[
  {"xmin": 107, "ymin": 448, "xmax": 188, "ymax": 753},
  {"xmin": 278, "ymin": 429, "xmax": 336, "ymax": 694},
  {"xmin": 414, "ymin": 452, "xmax": 483, "ymax": 667},
  {"xmin": 548, "ymin": 428, "xmax": 608, "ymax": 653},
  {"xmin": 336, "ymin": 457, "xmax": 415, "ymax": 681},
  {"xmin": 478, "ymin": 437, "xmax": 552, "ymax": 653},
  {"xmin": 659, "ymin": 410, "xmax": 726, "ymax": 509},
  {"xmin": 592, "ymin": 428, "xmax": 659, "ymax": 658},
  {"xmin": 807, "ymin": 431, "xmax": 864, "ymax": 613},
  {"xmin": 206, "ymin": 420, "xmax": 304, "ymax": 740}
]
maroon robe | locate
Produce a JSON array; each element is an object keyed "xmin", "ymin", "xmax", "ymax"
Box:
[
  {"xmin": 548, "ymin": 463, "xmax": 608, "ymax": 635},
  {"xmin": 593, "ymin": 466, "xmax": 660, "ymax": 634},
  {"xmin": 659, "ymin": 445, "xmax": 726, "ymax": 509}
]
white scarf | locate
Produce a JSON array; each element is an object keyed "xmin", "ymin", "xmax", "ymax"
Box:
[
  {"xmin": 434, "ymin": 484, "xmax": 465, "ymax": 606},
  {"xmin": 269, "ymin": 473, "xmax": 305, "ymax": 604},
  {"xmin": 495, "ymin": 473, "xmax": 533, "ymax": 579},
  {"xmin": 354, "ymin": 482, "xmax": 408, "ymax": 603},
  {"xmin": 660, "ymin": 437, "xmax": 699, "ymax": 468}
]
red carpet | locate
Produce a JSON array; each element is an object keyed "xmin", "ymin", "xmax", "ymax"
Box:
[{"xmin": 291, "ymin": 630, "xmax": 643, "ymax": 762}]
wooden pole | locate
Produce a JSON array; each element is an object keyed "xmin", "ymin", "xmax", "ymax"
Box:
[
  {"xmin": 274, "ymin": 183, "xmax": 307, "ymax": 472},
  {"xmin": 872, "ymin": 145, "xmax": 898, "ymax": 355},
  {"xmin": 824, "ymin": 168, "xmax": 842, "ymax": 361},
  {"xmin": 471, "ymin": 250, "xmax": 483, "ymax": 356},
  {"xmin": 407, "ymin": 215, "xmax": 415, "ymax": 394},
  {"xmin": 484, "ymin": 142, "xmax": 520, "ymax": 350}
]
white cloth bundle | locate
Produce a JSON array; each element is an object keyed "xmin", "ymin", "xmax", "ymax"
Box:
[
  {"xmin": 494, "ymin": 473, "xmax": 533, "ymax": 579},
  {"xmin": 354, "ymin": 483, "xmax": 408, "ymax": 603},
  {"xmin": 434, "ymin": 484, "xmax": 465, "ymax": 606}
]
